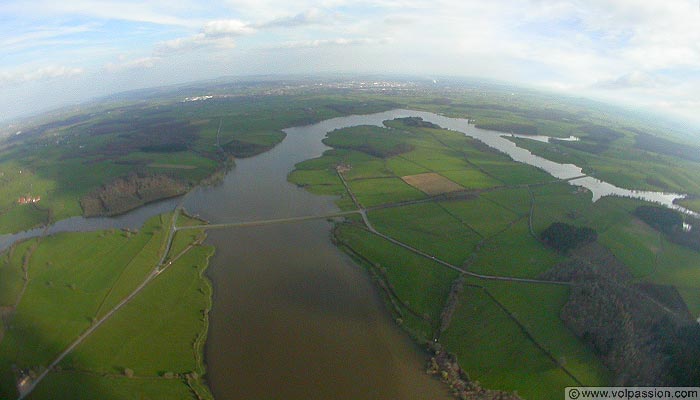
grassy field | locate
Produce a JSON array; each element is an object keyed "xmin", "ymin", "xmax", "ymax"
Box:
[
  {"xmin": 28, "ymin": 372, "xmax": 194, "ymax": 400},
  {"xmin": 368, "ymin": 203, "xmax": 481, "ymax": 266},
  {"xmin": 471, "ymin": 219, "xmax": 562, "ymax": 278},
  {"xmin": 55, "ymin": 246, "xmax": 213, "ymax": 390},
  {"xmin": 0, "ymin": 90, "xmax": 405, "ymax": 234},
  {"xmin": 5, "ymin": 80, "xmax": 700, "ymax": 235},
  {"xmin": 286, "ymin": 113, "xmax": 695, "ymax": 396},
  {"xmin": 511, "ymin": 134, "xmax": 700, "ymax": 195},
  {"xmin": 676, "ymin": 197, "xmax": 700, "ymax": 213},
  {"xmin": 348, "ymin": 177, "xmax": 426, "ymax": 208},
  {"xmin": 439, "ymin": 197, "xmax": 521, "ymax": 238},
  {"xmin": 335, "ymin": 223, "xmax": 458, "ymax": 342},
  {"xmin": 440, "ymin": 285, "xmax": 578, "ymax": 399},
  {"xmin": 6, "ymin": 80, "xmax": 700, "ymax": 397},
  {"xmin": 646, "ymin": 237, "xmax": 700, "ymax": 316},
  {"xmin": 0, "ymin": 213, "xmax": 213, "ymax": 400},
  {"xmin": 598, "ymin": 217, "xmax": 661, "ymax": 278},
  {"xmin": 286, "ymin": 115, "xmax": 561, "ymax": 214},
  {"xmin": 330, "ymin": 198, "xmax": 610, "ymax": 400},
  {"xmin": 0, "ymin": 239, "xmax": 34, "ymax": 307},
  {"xmin": 479, "ymin": 279, "xmax": 613, "ymax": 386}
]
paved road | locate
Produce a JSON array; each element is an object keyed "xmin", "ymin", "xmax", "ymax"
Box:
[
  {"xmin": 18, "ymin": 170, "xmax": 571, "ymax": 398},
  {"xmin": 19, "ymin": 207, "xmax": 183, "ymax": 399},
  {"xmin": 336, "ymin": 169, "xmax": 570, "ymax": 286},
  {"xmin": 177, "ymin": 211, "xmax": 359, "ymax": 231},
  {"xmin": 215, "ymin": 118, "xmax": 223, "ymax": 150},
  {"xmin": 358, "ymin": 209, "xmax": 570, "ymax": 286}
]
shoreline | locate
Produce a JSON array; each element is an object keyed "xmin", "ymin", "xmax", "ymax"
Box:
[{"xmin": 189, "ymin": 240, "xmax": 215, "ymax": 400}]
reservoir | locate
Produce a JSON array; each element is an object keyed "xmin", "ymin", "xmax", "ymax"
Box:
[
  {"xmin": 182, "ymin": 111, "xmax": 454, "ymax": 399},
  {"xmin": 1, "ymin": 109, "xmax": 693, "ymax": 254},
  {"xmin": 1, "ymin": 109, "xmax": 695, "ymax": 398}
]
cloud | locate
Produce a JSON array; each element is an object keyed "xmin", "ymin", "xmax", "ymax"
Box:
[
  {"xmin": 279, "ymin": 37, "xmax": 392, "ymax": 48},
  {"xmin": 0, "ymin": 23, "xmax": 96, "ymax": 53},
  {"xmin": 256, "ymin": 8, "xmax": 324, "ymax": 28},
  {"xmin": 154, "ymin": 19, "xmax": 253, "ymax": 56},
  {"xmin": 104, "ymin": 56, "xmax": 162, "ymax": 72},
  {"xmin": 0, "ymin": 0, "xmax": 202, "ymax": 27},
  {"xmin": 593, "ymin": 71, "xmax": 666, "ymax": 90},
  {"xmin": 1, "ymin": 0, "xmax": 699, "ymax": 126},
  {"xmin": 0, "ymin": 65, "xmax": 84, "ymax": 85},
  {"xmin": 203, "ymin": 19, "xmax": 256, "ymax": 36}
]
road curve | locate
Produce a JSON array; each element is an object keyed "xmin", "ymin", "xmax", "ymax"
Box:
[{"xmin": 336, "ymin": 169, "xmax": 570, "ymax": 286}]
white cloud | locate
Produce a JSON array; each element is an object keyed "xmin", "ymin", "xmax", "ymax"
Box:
[
  {"xmin": 0, "ymin": 65, "xmax": 84, "ymax": 85},
  {"xmin": 256, "ymin": 8, "xmax": 325, "ymax": 28},
  {"xmin": 203, "ymin": 20, "xmax": 256, "ymax": 36},
  {"xmin": 279, "ymin": 37, "xmax": 392, "ymax": 48},
  {"xmin": 1, "ymin": 0, "xmax": 699, "ymax": 126},
  {"xmin": 104, "ymin": 56, "xmax": 161, "ymax": 72},
  {"xmin": 0, "ymin": 23, "xmax": 96, "ymax": 52},
  {"xmin": 593, "ymin": 71, "xmax": 667, "ymax": 90},
  {"xmin": 155, "ymin": 19, "xmax": 253, "ymax": 56},
  {"xmin": 0, "ymin": 0, "xmax": 203, "ymax": 27}
]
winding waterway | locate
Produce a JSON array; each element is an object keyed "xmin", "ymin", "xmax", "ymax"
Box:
[
  {"xmin": 1, "ymin": 109, "xmax": 696, "ymax": 398},
  {"xmin": 2, "ymin": 109, "xmax": 692, "ymax": 254},
  {"xmin": 181, "ymin": 111, "xmax": 455, "ymax": 399}
]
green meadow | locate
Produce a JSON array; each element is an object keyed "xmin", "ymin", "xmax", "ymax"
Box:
[
  {"xmin": 289, "ymin": 117, "xmax": 629, "ymax": 397},
  {"xmin": 0, "ymin": 213, "xmax": 213, "ymax": 399},
  {"xmin": 334, "ymin": 222, "xmax": 458, "ymax": 342},
  {"xmin": 439, "ymin": 285, "xmax": 577, "ymax": 399},
  {"xmin": 5, "ymin": 83, "xmax": 700, "ymax": 398},
  {"xmin": 0, "ymin": 92, "xmax": 402, "ymax": 233},
  {"xmin": 290, "ymin": 111, "xmax": 700, "ymax": 396}
]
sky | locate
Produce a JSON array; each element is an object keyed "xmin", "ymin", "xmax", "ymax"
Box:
[{"xmin": 1, "ymin": 0, "xmax": 699, "ymax": 126}]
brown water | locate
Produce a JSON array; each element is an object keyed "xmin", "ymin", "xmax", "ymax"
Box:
[
  {"xmin": 4, "ymin": 109, "xmax": 689, "ymax": 398},
  {"xmin": 182, "ymin": 111, "xmax": 452, "ymax": 399},
  {"xmin": 204, "ymin": 222, "xmax": 449, "ymax": 399}
]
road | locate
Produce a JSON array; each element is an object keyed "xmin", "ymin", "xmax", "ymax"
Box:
[
  {"xmin": 335, "ymin": 169, "xmax": 570, "ymax": 286},
  {"xmin": 215, "ymin": 118, "xmax": 223, "ymax": 150},
  {"xmin": 18, "ymin": 169, "xmax": 569, "ymax": 398},
  {"xmin": 18, "ymin": 205, "xmax": 184, "ymax": 399},
  {"xmin": 177, "ymin": 211, "xmax": 359, "ymax": 231}
]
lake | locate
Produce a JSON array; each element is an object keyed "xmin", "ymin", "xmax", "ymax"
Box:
[{"xmin": 2, "ymin": 108, "xmax": 694, "ymax": 398}]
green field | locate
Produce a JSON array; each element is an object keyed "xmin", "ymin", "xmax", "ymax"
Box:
[
  {"xmin": 439, "ymin": 197, "xmax": 521, "ymax": 238},
  {"xmin": 471, "ymin": 219, "xmax": 562, "ymax": 278},
  {"xmin": 5, "ymin": 81, "xmax": 700, "ymax": 398},
  {"xmin": 52, "ymin": 246, "xmax": 214, "ymax": 397},
  {"xmin": 368, "ymin": 203, "xmax": 481, "ymax": 265},
  {"xmin": 335, "ymin": 223, "xmax": 458, "ymax": 341},
  {"xmin": 28, "ymin": 372, "xmax": 194, "ymax": 400},
  {"xmin": 478, "ymin": 280, "xmax": 613, "ymax": 386},
  {"xmin": 333, "ymin": 219, "xmax": 613, "ymax": 398},
  {"xmin": 440, "ymin": 285, "xmax": 577, "ymax": 399},
  {"xmin": 0, "ymin": 213, "xmax": 213, "ymax": 399},
  {"xmin": 0, "ymin": 91, "xmax": 404, "ymax": 233},
  {"xmin": 289, "ymin": 111, "xmax": 700, "ymax": 396},
  {"xmin": 0, "ymin": 239, "xmax": 34, "ymax": 307}
]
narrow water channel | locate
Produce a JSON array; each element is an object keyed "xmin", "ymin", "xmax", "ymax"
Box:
[
  {"xmin": 2, "ymin": 109, "xmax": 694, "ymax": 399},
  {"xmin": 2, "ymin": 109, "xmax": 692, "ymax": 254}
]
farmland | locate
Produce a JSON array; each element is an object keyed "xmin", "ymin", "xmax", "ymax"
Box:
[
  {"xmin": 0, "ymin": 88, "xmax": 404, "ymax": 233},
  {"xmin": 0, "ymin": 213, "xmax": 213, "ymax": 400},
  {"xmin": 2, "ymin": 79, "xmax": 700, "ymax": 398},
  {"xmin": 290, "ymin": 112, "xmax": 700, "ymax": 395}
]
